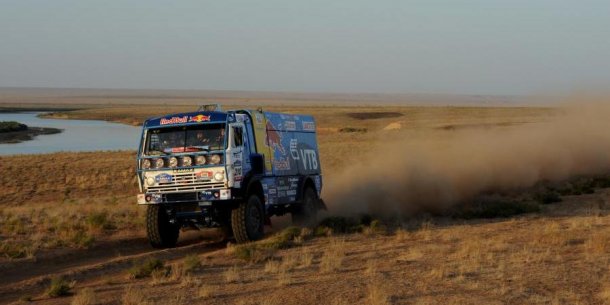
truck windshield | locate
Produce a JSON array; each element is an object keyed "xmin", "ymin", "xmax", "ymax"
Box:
[{"xmin": 145, "ymin": 123, "xmax": 226, "ymax": 155}]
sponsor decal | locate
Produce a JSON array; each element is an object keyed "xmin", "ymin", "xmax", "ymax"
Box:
[
  {"xmin": 299, "ymin": 149, "xmax": 318, "ymax": 170},
  {"xmin": 160, "ymin": 116, "xmax": 188, "ymax": 125},
  {"xmin": 155, "ymin": 173, "xmax": 173, "ymax": 184},
  {"xmin": 234, "ymin": 166, "xmax": 243, "ymax": 181},
  {"xmin": 255, "ymin": 113, "xmax": 263, "ymax": 123},
  {"xmin": 273, "ymin": 158, "xmax": 291, "ymax": 171},
  {"xmin": 284, "ymin": 121, "xmax": 296, "ymax": 130},
  {"xmin": 196, "ymin": 171, "xmax": 213, "ymax": 180},
  {"xmin": 290, "ymin": 139, "xmax": 299, "ymax": 160},
  {"xmin": 189, "ymin": 114, "xmax": 211, "ymax": 123},
  {"xmin": 302, "ymin": 121, "xmax": 315, "ymax": 131}
]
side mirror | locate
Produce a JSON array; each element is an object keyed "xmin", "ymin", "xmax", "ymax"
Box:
[{"xmin": 250, "ymin": 154, "xmax": 265, "ymax": 175}]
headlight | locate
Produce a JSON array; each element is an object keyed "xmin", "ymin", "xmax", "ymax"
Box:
[
  {"xmin": 169, "ymin": 157, "xmax": 178, "ymax": 168},
  {"xmin": 141, "ymin": 159, "xmax": 151, "ymax": 169},
  {"xmin": 153, "ymin": 158, "xmax": 164, "ymax": 169},
  {"xmin": 214, "ymin": 171, "xmax": 224, "ymax": 181},
  {"xmin": 195, "ymin": 155, "xmax": 206, "ymax": 165},
  {"xmin": 146, "ymin": 177, "xmax": 155, "ymax": 186},
  {"xmin": 208, "ymin": 154, "xmax": 221, "ymax": 164},
  {"xmin": 182, "ymin": 156, "xmax": 192, "ymax": 167}
]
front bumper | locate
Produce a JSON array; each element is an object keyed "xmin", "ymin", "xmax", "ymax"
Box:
[{"xmin": 137, "ymin": 189, "xmax": 232, "ymax": 204}]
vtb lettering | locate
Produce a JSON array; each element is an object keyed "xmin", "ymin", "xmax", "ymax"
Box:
[{"xmin": 299, "ymin": 149, "xmax": 318, "ymax": 170}]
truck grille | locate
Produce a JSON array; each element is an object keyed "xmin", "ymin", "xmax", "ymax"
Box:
[{"xmin": 146, "ymin": 172, "xmax": 224, "ymax": 193}]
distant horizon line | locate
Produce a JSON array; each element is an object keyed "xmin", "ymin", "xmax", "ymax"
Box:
[{"xmin": 0, "ymin": 86, "xmax": 534, "ymax": 99}]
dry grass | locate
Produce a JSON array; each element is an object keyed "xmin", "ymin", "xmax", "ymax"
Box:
[
  {"xmin": 367, "ymin": 281, "xmax": 390, "ymax": 305},
  {"xmin": 0, "ymin": 151, "xmax": 141, "ymax": 259},
  {"xmin": 297, "ymin": 248, "xmax": 314, "ymax": 268},
  {"xmin": 197, "ymin": 284, "xmax": 214, "ymax": 299},
  {"xmin": 264, "ymin": 260, "xmax": 281, "ymax": 274},
  {"xmin": 276, "ymin": 269, "xmax": 292, "ymax": 287},
  {"xmin": 122, "ymin": 286, "xmax": 150, "ymax": 305},
  {"xmin": 71, "ymin": 288, "xmax": 96, "ymax": 305},
  {"xmin": 319, "ymin": 238, "xmax": 345, "ymax": 273},
  {"xmin": 224, "ymin": 266, "xmax": 240, "ymax": 283}
]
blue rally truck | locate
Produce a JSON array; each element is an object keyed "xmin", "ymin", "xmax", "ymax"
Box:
[{"xmin": 136, "ymin": 106, "xmax": 324, "ymax": 247}]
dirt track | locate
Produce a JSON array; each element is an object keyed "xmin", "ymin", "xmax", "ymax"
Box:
[{"xmin": 0, "ymin": 231, "xmax": 225, "ymax": 304}]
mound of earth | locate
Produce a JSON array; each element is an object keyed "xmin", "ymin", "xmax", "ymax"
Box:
[{"xmin": 383, "ymin": 122, "xmax": 402, "ymax": 130}]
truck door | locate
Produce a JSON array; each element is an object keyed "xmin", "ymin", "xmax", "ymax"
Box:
[{"xmin": 227, "ymin": 123, "xmax": 246, "ymax": 188}]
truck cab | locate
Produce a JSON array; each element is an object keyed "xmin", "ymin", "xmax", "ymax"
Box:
[{"xmin": 136, "ymin": 105, "xmax": 324, "ymax": 247}]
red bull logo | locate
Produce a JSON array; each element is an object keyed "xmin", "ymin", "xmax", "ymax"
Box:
[
  {"xmin": 160, "ymin": 116, "xmax": 188, "ymax": 125},
  {"xmin": 189, "ymin": 114, "xmax": 211, "ymax": 123},
  {"xmin": 266, "ymin": 121, "xmax": 285, "ymax": 154}
]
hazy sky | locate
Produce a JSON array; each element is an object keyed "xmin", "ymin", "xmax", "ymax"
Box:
[{"xmin": 1, "ymin": 0, "xmax": 610, "ymax": 95}]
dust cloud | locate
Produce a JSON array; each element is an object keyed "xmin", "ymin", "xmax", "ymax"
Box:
[{"xmin": 323, "ymin": 100, "xmax": 610, "ymax": 217}]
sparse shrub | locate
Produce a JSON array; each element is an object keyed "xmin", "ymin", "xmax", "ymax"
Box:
[
  {"xmin": 182, "ymin": 254, "xmax": 201, "ymax": 274},
  {"xmin": 298, "ymin": 249, "xmax": 314, "ymax": 268},
  {"xmin": 277, "ymin": 269, "xmax": 292, "ymax": 286},
  {"xmin": 264, "ymin": 259, "xmax": 281, "ymax": 273},
  {"xmin": 367, "ymin": 281, "xmax": 390, "ymax": 305},
  {"xmin": 232, "ymin": 243, "xmax": 275, "ymax": 262},
  {"xmin": 224, "ymin": 266, "xmax": 240, "ymax": 283},
  {"xmin": 314, "ymin": 226, "xmax": 333, "ymax": 237},
  {"xmin": 558, "ymin": 178, "xmax": 596, "ymax": 196},
  {"xmin": 47, "ymin": 277, "xmax": 72, "ymax": 297},
  {"xmin": 71, "ymin": 230, "xmax": 95, "ymax": 248},
  {"xmin": 593, "ymin": 175, "xmax": 610, "ymax": 188},
  {"xmin": 231, "ymin": 226, "xmax": 306, "ymax": 262},
  {"xmin": 363, "ymin": 219, "xmax": 387, "ymax": 236},
  {"xmin": 280, "ymin": 255, "xmax": 299, "ymax": 271},
  {"xmin": 122, "ymin": 286, "xmax": 149, "ymax": 305},
  {"xmin": 86, "ymin": 211, "xmax": 115, "ymax": 231},
  {"xmin": 19, "ymin": 295, "xmax": 33, "ymax": 302},
  {"xmin": 318, "ymin": 216, "xmax": 362, "ymax": 234},
  {"xmin": 365, "ymin": 260, "xmax": 377, "ymax": 276},
  {"xmin": 459, "ymin": 196, "xmax": 540, "ymax": 219},
  {"xmin": 198, "ymin": 284, "xmax": 214, "ymax": 298},
  {"xmin": 320, "ymin": 239, "xmax": 345, "ymax": 272},
  {"xmin": 394, "ymin": 229, "xmax": 410, "ymax": 242},
  {"xmin": 128, "ymin": 258, "xmax": 165, "ymax": 279},
  {"xmin": 71, "ymin": 288, "xmax": 96, "ymax": 305},
  {"xmin": 1, "ymin": 243, "xmax": 34, "ymax": 259},
  {"xmin": 534, "ymin": 190, "xmax": 562, "ymax": 204}
]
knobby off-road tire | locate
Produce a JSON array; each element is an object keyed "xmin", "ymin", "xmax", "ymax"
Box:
[
  {"xmin": 146, "ymin": 205, "xmax": 180, "ymax": 248},
  {"xmin": 292, "ymin": 187, "xmax": 318, "ymax": 227},
  {"xmin": 231, "ymin": 194, "xmax": 265, "ymax": 243}
]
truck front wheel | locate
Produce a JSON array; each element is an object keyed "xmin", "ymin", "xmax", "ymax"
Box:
[
  {"xmin": 146, "ymin": 205, "xmax": 180, "ymax": 248},
  {"xmin": 292, "ymin": 187, "xmax": 318, "ymax": 227},
  {"xmin": 231, "ymin": 194, "xmax": 265, "ymax": 243}
]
